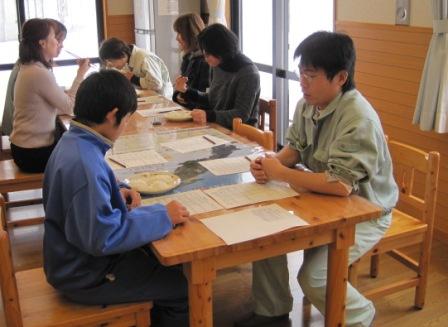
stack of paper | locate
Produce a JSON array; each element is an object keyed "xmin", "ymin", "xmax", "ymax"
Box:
[
  {"xmin": 107, "ymin": 150, "xmax": 167, "ymax": 168},
  {"xmin": 137, "ymin": 106, "xmax": 182, "ymax": 117},
  {"xmin": 142, "ymin": 189, "xmax": 223, "ymax": 215},
  {"xmin": 112, "ymin": 134, "xmax": 155, "ymax": 154},
  {"xmin": 202, "ymin": 204, "xmax": 308, "ymax": 244},
  {"xmin": 199, "ymin": 156, "xmax": 251, "ymax": 176},
  {"xmin": 161, "ymin": 135, "xmax": 229, "ymax": 153},
  {"xmin": 137, "ymin": 95, "xmax": 165, "ymax": 104},
  {"xmin": 204, "ymin": 182, "xmax": 299, "ymax": 209}
]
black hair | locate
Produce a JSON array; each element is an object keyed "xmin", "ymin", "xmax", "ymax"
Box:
[
  {"xmin": 73, "ymin": 70, "xmax": 137, "ymax": 126},
  {"xmin": 19, "ymin": 18, "xmax": 53, "ymax": 68},
  {"xmin": 198, "ymin": 23, "xmax": 239, "ymax": 62},
  {"xmin": 293, "ymin": 31, "xmax": 356, "ymax": 93},
  {"xmin": 99, "ymin": 37, "xmax": 131, "ymax": 63}
]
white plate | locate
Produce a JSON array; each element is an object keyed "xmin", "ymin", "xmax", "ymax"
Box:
[
  {"xmin": 164, "ymin": 110, "xmax": 192, "ymax": 122},
  {"xmin": 127, "ymin": 172, "xmax": 181, "ymax": 194}
]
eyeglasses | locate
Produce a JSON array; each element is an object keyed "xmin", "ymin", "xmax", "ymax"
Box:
[
  {"xmin": 293, "ymin": 59, "xmax": 319, "ymax": 84},
  {"xmin": 295, "ymin": 68, "xmax": 319, "ymax": 84}
]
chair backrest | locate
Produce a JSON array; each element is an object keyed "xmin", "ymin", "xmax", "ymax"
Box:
[
  {"xmin": 257, "ymin": 98, "xmax": 277, "ymax": 150},
  {"xmin": 233, "ymin": 118, "xmax": 274, "ymax": 151},
  {"xmin": 0, "ymin": 195, "xmax": 6, "ymax": 230},
  {"xmin": 388, "ymin": 140, "xmax": 440, "ymax": 227},
  {"xmin": 0, "ymin": 226, "xmax": 23, "ymax": 327}
]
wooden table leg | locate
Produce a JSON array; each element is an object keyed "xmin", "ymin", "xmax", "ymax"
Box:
[
  {"xmin": 325, "ymin": 226, "xmax": 355, "ymax": 327},
  {"xmin": 184, "ymin": 259, "xmax": 216, "ymax": 327}
]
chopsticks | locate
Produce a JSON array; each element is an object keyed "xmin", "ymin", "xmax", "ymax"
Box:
[{"xmin": 64, "ymin": 49, "xmax": 94, "ymax": 67}]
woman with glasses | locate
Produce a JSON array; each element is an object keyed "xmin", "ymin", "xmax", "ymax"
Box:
[
  {"xmin": 172, "ymin": 13, "xmax": 210, "ymax": 109},
  {"xmin": 9, "ymin": 18, "xmax": 89, "ymax": 173},
  {"xmin": 175, "ymin": 23, "xmax": 260, "ymax": 130}
]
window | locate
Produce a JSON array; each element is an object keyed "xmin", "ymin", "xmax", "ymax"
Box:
[
  {"xmin": 24, "ymin": 0, "xmax": 101, "ymax": 60},
  {"xmin": 0, "ymin": 0, "xmax": 104, "ymax": 128},
  {"xmin": 235, "ymin": 0, "xmax": 334, "ymax": 144}
]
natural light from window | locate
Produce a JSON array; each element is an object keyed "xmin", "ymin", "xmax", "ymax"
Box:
[
  {"xmin": 240, "ymin": 0, "xmax": 333, "ymax": 123},
  {"xmin": 0, "ymin": 0, "xmax": 101, "ymax": 124}
]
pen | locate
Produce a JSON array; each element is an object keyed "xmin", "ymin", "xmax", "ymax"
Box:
[
  {"xmin": 202, "ymin": 135, "xmax": 216, "ymax": 144},
  {"xmin": 108, "ymin": 157, "xmax": 127, "ymax": 168},
  {"xmin": 244, "ymin": 155, "xmax": 252, "ymax": 162}
]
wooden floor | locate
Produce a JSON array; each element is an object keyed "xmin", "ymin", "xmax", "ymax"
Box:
[
  {"xmin": 1, "ymin": 213, "xmax": 448, "ymax": 326},
  {"xmin": 213, "ymin": 241, "xmax": 448, "ymax": 327}
]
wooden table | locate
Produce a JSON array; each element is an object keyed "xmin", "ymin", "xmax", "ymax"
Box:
[
  {"xmin": 151, "ymin": 193, "xmax": 381, "ymax": 327},
  {"xmin": 59, "ymin": 92, "xmax": 382, "ymax": 326}
]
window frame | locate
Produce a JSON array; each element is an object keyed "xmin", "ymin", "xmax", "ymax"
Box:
[
  {"xmin": 0, "ymin": 0, "xmax": 104, "ymax": 71},
  {"xmin": 230, "ymin": 0, "xmax": 335, "ymax": 145}
]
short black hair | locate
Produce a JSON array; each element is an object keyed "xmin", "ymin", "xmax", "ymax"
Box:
[
  {"xmin": 198, "ymin": 23, "xmax": 239, "ymax": 62},
  {"xmin": 294, "ymin": 31, "xmax": 356, "ymax": 93},
  {"xmin": 74, "ymin": 70, "xmax": 137, "ymax": 126},
  {"xmin": 99, "ymin": 37, "xmax": 131, "ymax": 62}
]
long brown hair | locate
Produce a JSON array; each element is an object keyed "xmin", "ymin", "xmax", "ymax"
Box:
[
  {"xmin": 48, "ymin": 19, "xmax": 67, "ymax": 42},
  {"xmin": 19, "ymin": 18, "xmax": 54, "ymax": 68},
  {"xmin": 173, "ymin": 13, "xmax": 205, "ymax": 53}
]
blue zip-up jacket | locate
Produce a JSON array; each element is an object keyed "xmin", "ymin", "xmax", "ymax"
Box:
[{"xmin": 43, "ymin": 121, "xmax": 172, "ymax": 291}]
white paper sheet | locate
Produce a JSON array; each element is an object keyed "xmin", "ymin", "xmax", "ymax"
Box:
[
  {"xmin": 106, "ymin": 158, "xmax": 124, "ymax": 170},
  {"xmin": 245, "ymin": 152, "xmax": 266, "ymax": 162},
  {"xmin": 161, "ymin": 135, "xmax": 229, "ymax": 153},
  {"xmin": 112, "ymin": 134, "xmax": 155, "ymax": 154},
  {"xmin": 202, "ymin": 204, "xmax": 308, "ymax": 245},
  {"xmin": 137, "ymin": 95, "xmax": 165, "ymax": 104},
  {"xmin": 142, "ymin": 189, "xmax": 223, "ymax": 215},
  {"xmin": 199, "ymin": 156, "xmax": 251, "ymax": 176},
  {"xmin": 137, "ymin": 106, "xmax": 182, "ymax": 117},
  {"xmin": 107, "ymin": 150, "xmax": 167, "ymax": 168},
  {"xmin": 204, "ymin": 182, "xmax": 299, "ymax": 209}
]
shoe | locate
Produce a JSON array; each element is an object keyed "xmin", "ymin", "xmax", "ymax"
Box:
[{"xmin": 234, "ymin": 312, "xmax": 289, "ymax": 327}]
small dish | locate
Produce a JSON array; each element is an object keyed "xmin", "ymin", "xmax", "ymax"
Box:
[
  {"xmin": 127, "ymin": 172, "xmax": 181, "ymax": 194},
  {"xmin": 164, "ymin": 110, "xmax": 192, "ymax": 122}
]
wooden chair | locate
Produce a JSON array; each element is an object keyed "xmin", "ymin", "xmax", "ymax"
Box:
[
  {"xmin": 349, "ymin": 140, "xmax": 440, "ymax": 308},
  {"xmin": 233, "ymin": 118, "xmax": 274, "ymax": 151},
  {"xmin": 0, "ymin": 226, "xmax": 153, "ymax": 327},
  {"xmin": 257, "ymin": 98, "xmax": 277, "ymax": 150},
  {"xmin": 0, "ymin": 160, "xmax": 44, "ymax": 230}
]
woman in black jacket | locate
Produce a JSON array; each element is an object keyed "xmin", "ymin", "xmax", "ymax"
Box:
[
  {"xmin": 172, "ymin": 13, "xmax": 209, "ymax": 108},
  {"xmin": 178, "ymin": 24, "xmax": 260, "ymax": 130}
]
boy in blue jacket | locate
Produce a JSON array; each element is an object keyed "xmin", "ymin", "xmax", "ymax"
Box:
[{"xmin": 43, "ymin": 70, "xmax": 190, "ymax": 327}]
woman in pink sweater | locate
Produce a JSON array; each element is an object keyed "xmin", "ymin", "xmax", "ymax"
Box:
[{"xmin": 10, "ymin": 18, "xmax": 90, "ymax": 173}]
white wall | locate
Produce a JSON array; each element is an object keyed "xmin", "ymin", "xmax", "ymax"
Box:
[
  {"xmin": 107, "ymin": 0, "xmax": 200, "ymax": 16},
  {"xmin": 179, "ymin": 0, "xmax": 201, "ymax": 14},
  {"xmin": 337, "ymin": 0, "xmax": 433, "ymax": 27}
]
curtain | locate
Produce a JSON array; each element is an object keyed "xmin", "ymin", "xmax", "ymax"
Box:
[
  {"xmin": 207, "ymin": 0, "xmax": 227, "ymax": 26},
  {"xmin": 413, "ymin": 0, "xmax": 448, "ymax": 133}
]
